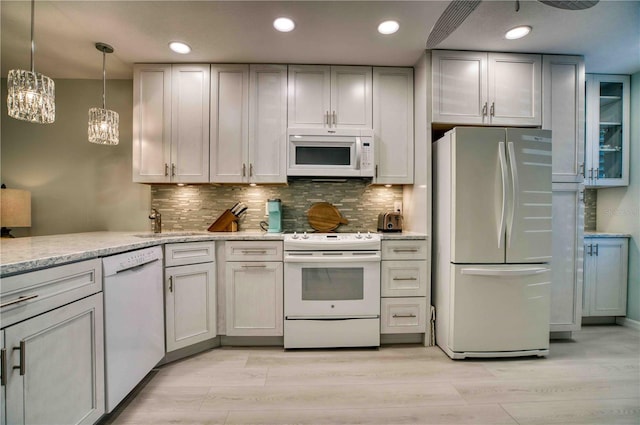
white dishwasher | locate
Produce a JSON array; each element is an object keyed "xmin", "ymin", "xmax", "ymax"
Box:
[{"xmin": 102, "ymin": 246, "xmax": 164, "ymax": 413}]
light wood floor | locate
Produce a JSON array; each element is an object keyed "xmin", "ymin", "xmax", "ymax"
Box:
[{"xmin": 108, "ymin": 325, "xmax": 640, "ymax": 425}]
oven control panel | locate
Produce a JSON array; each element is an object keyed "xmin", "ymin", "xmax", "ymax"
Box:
[{"xmin": 284, "ymin": 232, "xmax": 381, "ymax": 251}]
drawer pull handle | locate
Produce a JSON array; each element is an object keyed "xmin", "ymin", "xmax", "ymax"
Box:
[
  {"xmin": 392, "ymin": 313, "xmax": 417, "ymax": 318},
  {"xmin": 13, "ymin": 341, "xmax": 25, "ymax": 376},
  {"xmin": 241, "ymin": 264, "xmax": 267, "ymax": 268},
  {"xmin": 169, "ymin": 276, "xmax": 173, "ymax": 293},
  {"xmin": 0, "ymin": 294, "xmax": 39, "ymax": 309},
  {"xmin": 392, "ymin": 277, "xmax": 418, "ymax": 281},
  {"xmin": 392, "ymin": 249, "xmax": 418, "ymax": 253},
  {"xmin": 241, "ymin": 250, "xmax": 267, "ymax": 254},
  {"xmin": 1, "ymin": 348, "xmax": 6, "ymax": 386}
]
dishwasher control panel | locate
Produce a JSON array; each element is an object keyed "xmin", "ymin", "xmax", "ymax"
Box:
[{"xmin": 103, "ymin": 246, "xmax": 163, "ymax": 277}]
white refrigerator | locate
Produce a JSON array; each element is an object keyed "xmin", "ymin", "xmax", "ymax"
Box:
[{"xmin": 433, "ymin": 127, "xmax": 552, "ymax": 359}]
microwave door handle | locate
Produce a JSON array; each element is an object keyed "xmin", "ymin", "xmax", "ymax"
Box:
[{"xmin": 355, "ymin": 137, "xmax": 362, "ymax": 170}]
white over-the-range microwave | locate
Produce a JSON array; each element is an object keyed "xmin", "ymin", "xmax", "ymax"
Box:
[{"xmin": 287, "ymin": 128, "xmax": 375, "ymax": 177}]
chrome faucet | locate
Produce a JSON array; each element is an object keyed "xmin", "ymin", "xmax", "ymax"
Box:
[{"xmin": 149, "ymin": 209, "xmax": 161, "ymax": 233}]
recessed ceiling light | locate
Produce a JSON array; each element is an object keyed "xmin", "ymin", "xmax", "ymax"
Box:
[
  {"xmin": 169, "ymin": 41, "xmax": 191, "ymax": 54},
  {"xmin": 378, "ymin": 20, "xmax": 400, "ymax": 35},
  {"xmin": 273, "ymin": 17, "xmax": 295, "ymax": 32},
  {"xmin": 505, "ymin": 25, "xmax": 532, "ymax": 40}
]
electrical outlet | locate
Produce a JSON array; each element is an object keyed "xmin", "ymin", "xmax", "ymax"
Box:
[{"xmin": 394, "ymin": 201, "xmax": 403, "ymax": 214}]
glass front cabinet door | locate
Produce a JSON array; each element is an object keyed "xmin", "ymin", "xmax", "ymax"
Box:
[{"xmin": 585, "ymin": 74, "xmax": 630, "ymax": 187}]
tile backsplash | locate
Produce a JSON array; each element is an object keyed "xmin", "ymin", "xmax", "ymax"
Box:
[
  {"xmin": 151, "ymin": 179, "xmax": 403, "ymax": 233},
  {"xmin": 584, "ymin": 189, "xmax": 597, "ymax": 231}
]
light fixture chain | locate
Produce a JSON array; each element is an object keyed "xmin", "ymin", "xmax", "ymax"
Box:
[
  {"xmin": 102, "ymin": 50, "xmax": 106, "ymax": 109},
  {"xmin": 30, "ymin": 0, "xmax": 35, "ymax": 72}
]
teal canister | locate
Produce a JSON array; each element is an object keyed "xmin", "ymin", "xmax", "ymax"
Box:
[{"xmin": 266, "ymin": 199, "xmax": 282, "ymax": 233}]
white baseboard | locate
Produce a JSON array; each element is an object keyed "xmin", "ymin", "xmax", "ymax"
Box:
[{"xmin": 616, "ymin": 317, "xmax": 640, "ymax": 331}]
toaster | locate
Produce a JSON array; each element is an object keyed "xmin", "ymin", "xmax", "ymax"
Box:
[{"xmin": 377, "ymin": 212, "xmax": 403, "ymax": 232}]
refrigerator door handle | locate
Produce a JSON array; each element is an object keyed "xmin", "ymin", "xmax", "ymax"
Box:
[
  {"xmin": 507, "ymin": 142, "xmax": 519, "ymax": 248},
  {"xmin": 498, "ymin": 142, "xmax": 508, "ymax": 249},
  {"xmin": 461, "ymin": 267, "xmax": 550, "ymax": 277}
]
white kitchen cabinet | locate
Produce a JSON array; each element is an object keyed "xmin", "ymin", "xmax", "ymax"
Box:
[
  {"xmin": 225, "ymin": 241, "xmax": 283, "ymax": 336},
  {"xmin": 380, "ymin": 240, "xmax": 428, "ymax": 335},
  {"xmin": 550, "ymin": 183, "xmax": 584, "ymax": 332},
  {"xmin": 133, "ymin": 64, "xmax": 210, "ymax": 183},
  {"xmin": 585, "ymin": 74, "xmax": 630, "ymax": 187},
  {"xmin": 4, "ymin": 294, "xmax": 104, "ymax": 425},
  {"xmin": 210, "ymin": 64, "xmax": 287, "ymax": 184},
  {"xmin": 583, "ymin": 237, "xmax": 629, "ymax": 317},
  {"xmin": 248, "ymin": 64, "xmax": 288, "ymax": 183},
  {"xmin": 432, "ymin": 50, "xmax": 541, "ymax": 126},
  {"xmin": 165, "ymin": 242, "xmax": 216, "ymax": 352},
  {"xmin": 210, "ymin": 64, "xmax": 249, "ymax": 183},
  {"xmin": 542, "ymin": 55, "xmax": 585, "ymax": 183},
  {"xmin": 288, "ymin": 65, "xmax": 372, "ymax": 129},
  {"xmin": 373, "ymin": 67, "xmax": 414, "ymax": 184}
]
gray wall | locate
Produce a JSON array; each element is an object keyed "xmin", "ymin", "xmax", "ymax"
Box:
[
  {"xmin": 1, "ymin": 79, "xmax": 150, "ymax": 236},
  {"xmin": 596, "ymin": 71, "xmax": 640, "ymax": 322}
]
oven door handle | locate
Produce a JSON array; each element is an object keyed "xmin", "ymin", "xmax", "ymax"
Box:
[{"xmin": 284, "ymin": 254, "xmax": 381, "ymax": 263}]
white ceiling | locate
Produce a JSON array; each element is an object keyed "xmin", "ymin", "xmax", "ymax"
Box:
[{"xmin": 1, "ymin": 0, "xmax": 639, "ymax": 80}]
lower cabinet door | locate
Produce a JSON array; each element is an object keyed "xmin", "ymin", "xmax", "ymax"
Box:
[
  {"xmin": 4, "ymin": 294, "xmax": 105, "ymax": 425},
  {"xmin": 226, "ymin": 262, "xmax": 283, "ymax": 336},
  {"xmin": 381, "ymin": 298, "xmax": 427, "ymax": 334},
  {"xmin": 584, "ymin": 237, "xmax": 629, "ymax": 317},
  {"xmin": 165, "ymin": 262, "xmax": 217, "ymax": 352}
]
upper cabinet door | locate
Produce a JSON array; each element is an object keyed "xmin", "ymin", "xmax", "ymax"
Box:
[
  {"xmin": 585, "ymin": 74, "xmax": 630, "ymax": 187},
  {"xmin": 373, "ymin": 67, "xmax": 414, "ymax": 184},
  {"xmin": 171, "ymin": 65, "xmax": 210, "ymax": 183},
  {"xmin": 288, "ymin": 65, "xmax": 331, "ymax": 128},
  {"xmin": 248, "ymin": 64, "xmax": 288, "ymax": 184},
  {"xmin": 542, "ymin": 55, "xmax": 585, "ymax": 183},
  {"xmin": 488, "ymin": 53, "xmax": 542, "ymax": 126},
  {"xmin": 133, "ymin": 64, "xmax": 171, "ymax": 183},
  {"xmin": 210, "ymin": 64, "xmax": 250, "ymax": 183},
  {"xmin": 330, "ymin": 66, "xmax": 372, "ymax": 129},
  {"xmin": 432, "ymin": 50, "xmax": 488, "ymax": 125}
]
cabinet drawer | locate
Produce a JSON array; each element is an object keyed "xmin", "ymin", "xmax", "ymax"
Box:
[
  {"xmin": 381, "ymin": 298, "xmax": 427, "ymax": 334},
  {"xmin": 381, "ymin": 260, "xmax": 427, "ymax": 297},
  {"xmin": 225, "ymin": 241, "xmax": 283, "ymax": 261},
  {"xmin": 381, "ymin": 240, "xmax": 428, "ymax": 260},
  {"xmin": 1, "ymin": 259, "xmax": 102, "ymax": 328},
  {"xmin": 165, "ymin": 241, "xmax": 215, "ymax": 267}
]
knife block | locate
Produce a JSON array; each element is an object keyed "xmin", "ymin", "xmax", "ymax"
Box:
[{"xmin": 208, "ymin": 210, "xmax": 238, "ymax": 232}]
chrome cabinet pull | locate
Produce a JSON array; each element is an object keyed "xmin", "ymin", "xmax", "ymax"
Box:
[
  {"xmin": 482, "ymin": 102, "xmax": 487, "ymax": 116},
  {"xmin": 0, "ymin": 294, "xmax": 39, "ymax": 309},
  {"xmin": 241, "ymin": 250, "xmax": 267, "ymax": 254},
  {"xmin": 325, "ymin": 111, "xmax": 329, "ymax": 126},
  {"xmin": 586, "ymin": 244, "xmax": 592, "ymax": 256},
  {"xmin": 332, "ymin": 110, "xmax": 336, "ymax": 126},
  {"xmin": 242, "ymin": 163, "xmax": 246, "ymax": 177},
  {"xmin": 579, "ymin": 190, "xmax": 585, "ymax": 203},
  {"xmin": 392, "ymin": 248, "xmax": 418, "ymax": 253},
  {"xmin": 249, "ymin": 163, "xmax": 253, "ymax": 177},
  {"xmin": 1, "ymin": 348, "xmax": 6, "ymax": 386},
  {"xmin": 392, "ymin": 277, "xmax": 418, "ymax": 281},
  {"xmin": 241, "ymin": 264, "xmax": 267, "ymax": 268},
  {"xmin": 594, "ymin": 244, "xmax": 599, "ymax": 256},
  {"xmin": 13, "ymin": 341, "xmax": 25, "ymax": 376},
  {"xmin": 171, "ymin": 163, "xmax": 176, "ymax": 177},
  {"xmin": 169, "ymin": 276, "xmax": 173, "ymax": 293},
  {"xmin": 392, "ymin": 313, "xmax": 417, "ymax": 318},
  {"xmin": 490, "ymin": 102, "xmax": 495, "ymax": 116},
  {"xmin": 164, "ymin": 163, "xmax": 169, "ymax": 177},
  {"xmin": 375, "ymin": 164, "xmax": 378, "ymax": 178},
  {"xmin": 579, "ymin": 163, "xmax": 585, "ymax": 179}
]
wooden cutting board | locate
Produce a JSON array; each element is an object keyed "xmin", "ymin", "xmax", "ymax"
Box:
[{"xmin": 307, "ymin": 202, "xmax": 348, "ymax": 232}]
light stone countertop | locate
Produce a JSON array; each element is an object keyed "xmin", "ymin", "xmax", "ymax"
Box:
[
  {"xmin": 0, "ymin": 230, "xmax": 427, "ymax": 276},
  {"xmin": 584, "ymin": 231, "xmax": 632, "ymax": 238}
]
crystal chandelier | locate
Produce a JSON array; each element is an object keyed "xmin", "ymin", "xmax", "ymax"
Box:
[
  {"xmin": 88, "ymin": 42, "xmax": 119, "ymax": 145},
  {"xmin": 7, "ymin": 0, "xmax": 55, "ymax": 124}
]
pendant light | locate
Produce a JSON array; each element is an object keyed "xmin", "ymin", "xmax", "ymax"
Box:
[
  {"xmin": 88, "ymin": 42, "xmax": 119, "ymax": 145},
  {"xmin": 6, "ymin": 0, "xmax": 55, "ymax": 124}
]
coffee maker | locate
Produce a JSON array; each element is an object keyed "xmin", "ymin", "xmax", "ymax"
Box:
[{"xmin": 261, "ymin": 199, "xmax": 282, "ymax": 233}]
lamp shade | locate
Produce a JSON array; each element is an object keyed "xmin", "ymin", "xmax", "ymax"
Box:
[{"xmin": 1, "ymin": 189, "xmax": 32, "ymax": 227}]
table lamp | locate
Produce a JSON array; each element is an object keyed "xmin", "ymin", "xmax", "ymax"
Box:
[{"xmin": 1, "ymin": 185, "xmax": 32, "ymax": 238}]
